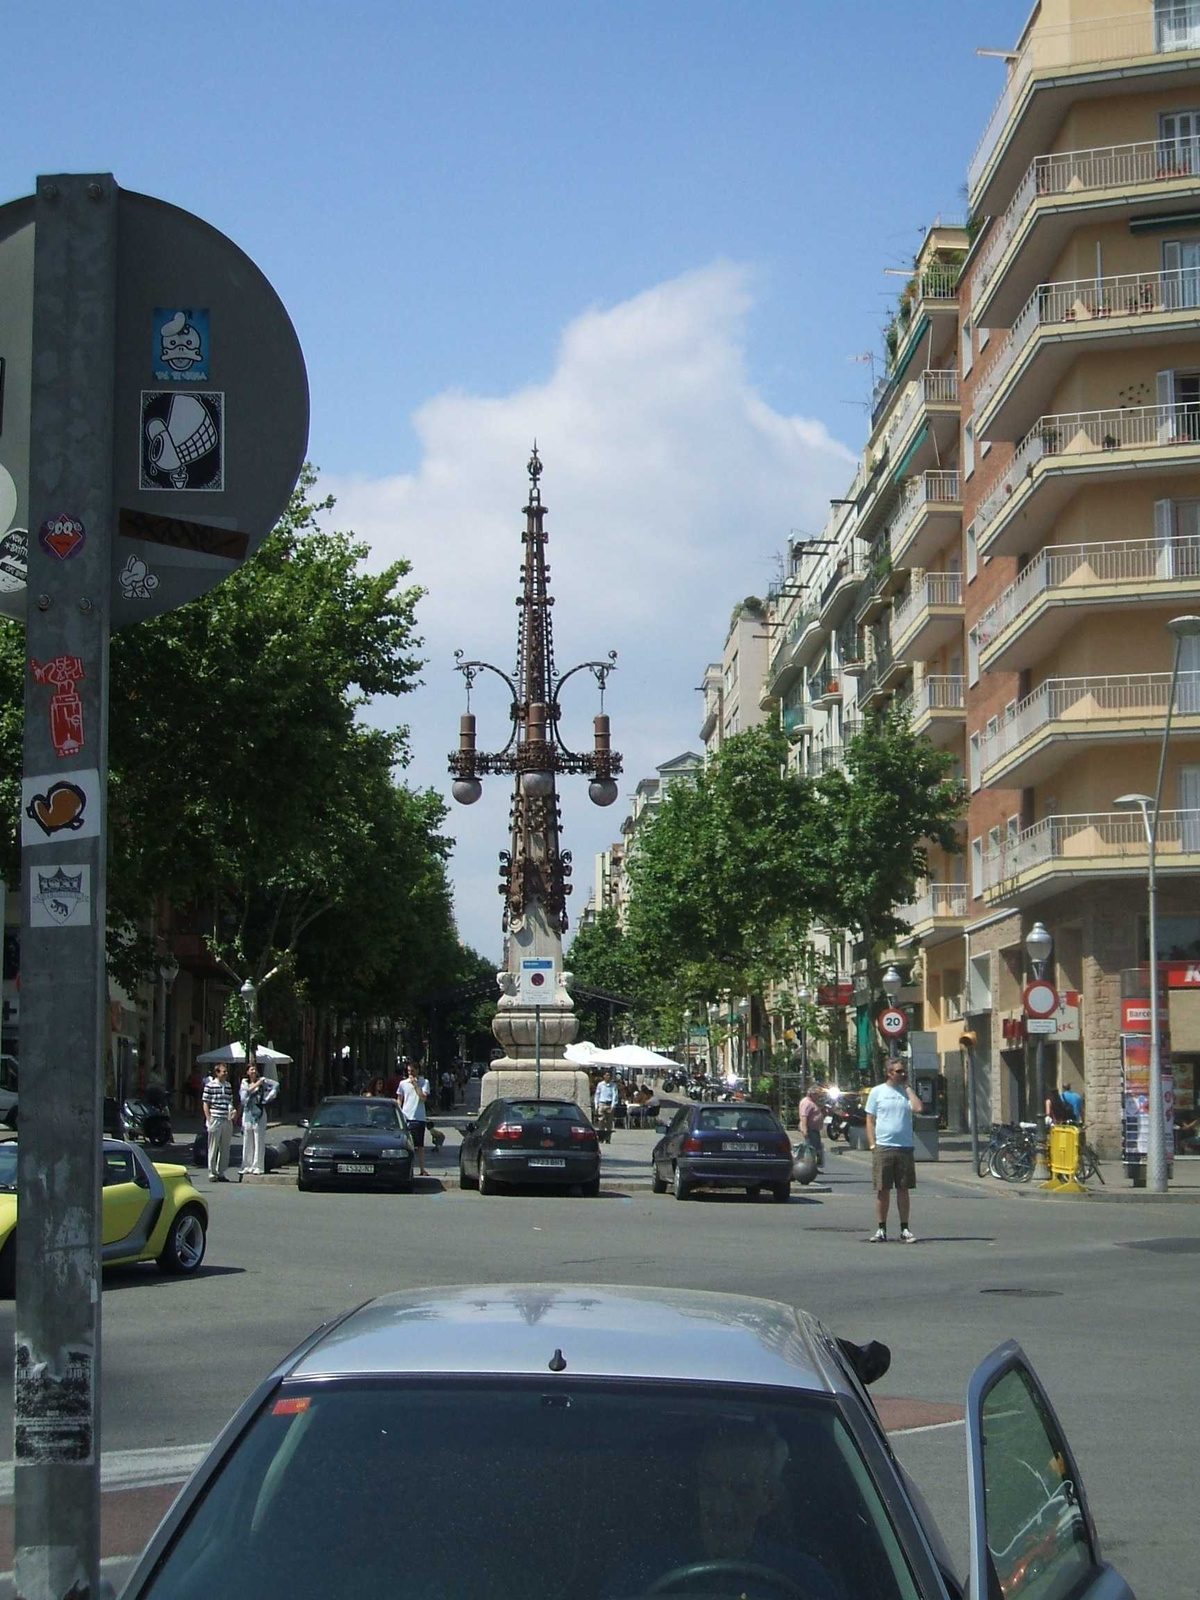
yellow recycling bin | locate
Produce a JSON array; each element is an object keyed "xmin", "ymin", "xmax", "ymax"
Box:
[{"xmin": 1043, "ymin": 1125, "xmax": 1087, "ymax": 1194}]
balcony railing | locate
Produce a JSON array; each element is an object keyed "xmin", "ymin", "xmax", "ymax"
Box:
[
  {"xmin": 881, "ymin": 369, "xmax": 959, "ymax": 457},
  {"xmin": 768, "ymin": 605, "xmax": 818, "ymax": 679},
  {"xmin": 968, "ymin": 5, "xmax": 1200, "ymax": 201},
  {"xmin": 806, "ymin": 744, "xmax": 846, "ymax": 778},
  {"xmin": 837, "ymin": 620, "xmax": 865, "ymax": 668},
  {"xmin": 818, "ymin": 546, "xmax": 867, "ymax": 612},
  {"xmin": 977, "ymin": 135, "xmax": 1200, "ymax": 298},
  {"xmin": 889, "ymin": 469, "xmax": 960, "ymax": 558},
  {"xmin": 978, "ymin": 535, "xmax": 1200, "ymax": 652},
  {"xmin": 898, "ymin": 883, "xmax": 968, "ymax": 928},
  {"xmin": 982, "ymin": 809, "xmax": 1200, "ymax": 893},
  {"xmin": 809, "ymin": 663, "xmax": 841, "ymax": 704},
  {"xmin": 982, "ymin": 672, "xmax": 1200, "ymax": 773},
  {"xmin": 976, "ymin": 269, "xmax": 1200, "ymax": 417},
  {"xmin": 912, "ymin": 674, "xmax": 965, "ymax": 717},
  {"xmin": 975, "ymin": 403, "xmax": 1200, "ymax": 545},
  {"xmin": 892, "ymin": 571, "xmax": 963, "ymax": 643}
]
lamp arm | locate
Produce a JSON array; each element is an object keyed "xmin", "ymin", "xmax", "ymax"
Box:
[
  {"xmin": 549, "ymin": 655, "xmax": 619, "ymax": 757},
  {"xmin": 453, "ymin": 657, "xmax": 521, "ymax": 755}
]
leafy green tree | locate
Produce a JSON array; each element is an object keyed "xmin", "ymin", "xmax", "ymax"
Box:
[
  {"xmin": 566, "ymin": 907, "xmax": 645, "ymax": 1043},
  {"xmin": 804, "ymin": 709, "xmax": 963, "ymax": 1015}
]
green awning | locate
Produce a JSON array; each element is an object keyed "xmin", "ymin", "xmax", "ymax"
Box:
[
  {"xmin": 891, "ymin": 316, "xmax": 930, "ymax": 386},
  {"xmin": 892, "ymin": 423, "xmax": 929, "ymax": 483},
  {"xmin": 1130, "ymin": 212, "xmax": 1200, "ymax": 234}
]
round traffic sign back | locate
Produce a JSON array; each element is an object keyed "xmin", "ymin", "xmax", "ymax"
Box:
[
  {"xmin": 1024, "ymin": 980, "xmax": 1059, "ymax": 1019},
  {"xmin": 878, "ymin": 1007, "xmax": 908, "ymax": 1039}
]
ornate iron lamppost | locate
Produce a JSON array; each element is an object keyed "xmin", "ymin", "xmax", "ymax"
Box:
[{"xmin": 449, "ymin": 448, "xmax": 621, "ymax": 1107}]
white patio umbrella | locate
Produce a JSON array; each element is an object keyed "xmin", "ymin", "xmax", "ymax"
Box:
[{"xmin": 194, "ymin": 1041, "xmax": 293, "ymax": 1067}]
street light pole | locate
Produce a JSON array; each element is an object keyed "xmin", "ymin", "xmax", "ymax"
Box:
[
  {"xmin": 797, "ymin": 985, "xmax": 811, "ymax": 1095},
  {"xmin": 882, "ymin": 966, "xmax": 902, "ymax": 1064},
  {"xmin": 239, "ymin": 978, "xmax": 257, "ymax": 1077},
  {"xmin": 1024, "ymin": 920, "xmax": 1053, "ymax": 1183}
]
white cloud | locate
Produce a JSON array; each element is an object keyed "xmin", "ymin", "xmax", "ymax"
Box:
[{"xmin": 319, "ymin": 263, "xmax": 854, "ymax": 961}]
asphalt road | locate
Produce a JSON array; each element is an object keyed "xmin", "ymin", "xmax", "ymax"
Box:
[{"xmin": 1, "ymin": 1131, "xmax": 1197, "ymax": 1597}]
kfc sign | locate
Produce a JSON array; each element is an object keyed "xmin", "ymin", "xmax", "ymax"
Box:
[{"xmin": 1166, "ymin": 962, "xmax": 1200, "ymax": 988}]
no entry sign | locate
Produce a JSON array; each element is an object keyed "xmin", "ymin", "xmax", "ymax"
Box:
[{"xmin": 1023, "ymin": 980, "xmax": 1059, "ymax": 1019}]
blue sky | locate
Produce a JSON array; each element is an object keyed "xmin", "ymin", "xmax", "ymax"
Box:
[{"xmin": 4, "ymin": 2, "xmax": 1031, "ymax": 961}]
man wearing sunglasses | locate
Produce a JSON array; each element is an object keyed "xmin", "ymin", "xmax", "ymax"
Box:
[{"xmin": 865, "ymin": 1060, "xmax": 923, "ymax": 1243}]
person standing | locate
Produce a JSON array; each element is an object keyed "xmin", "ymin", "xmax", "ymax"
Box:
[
  {"xmin": 865, "ymin": 1060, "xmax": 923, "ymax": 1243},
  {"xmin": 398, "ymin": 1060, "xmax": 431, "ymax": 1177},
  {"xmin": 203, "ymin": 1063, "xmax": 236, "ymax": 1183},
  {"xmin": 796, "ymin": 1087, "xmax": 825, "ymax": 1171},
  {"xmin": 239, "ymin": 1060, "xmax": 278, "ymax": 1177},
  {"xmin": 593, "ymin": 1067, "xmax": 620, "ymax": 1141},
  {"xmin": 1061, "ymin": 1082, "xmax": 1084, "ymax": 1124}
]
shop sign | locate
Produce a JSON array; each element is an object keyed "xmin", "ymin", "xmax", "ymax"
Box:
[
  {"xmin": 1121, "ymin": 999, "xmax": 1153, "ymax": 1033},
  {"xmin": 1121, "ymin": 1033, "xmax": 1175, "ymax": 1162},
  {"xmin": 1049, "ymin": 990, "xmax": 1081, "ymax": 1043},
  {"xmin": 1165, "ymin": 962, "xmax": 1200, "ymax": 988},
  {"xmin": 817, "ymin": 981, "xmax": 854, "ymax": 1007}
]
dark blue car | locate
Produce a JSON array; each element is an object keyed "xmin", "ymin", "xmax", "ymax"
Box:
[{"xmin": 652, "ymin": 1101, "xmax": 793, "ymax": 1201}]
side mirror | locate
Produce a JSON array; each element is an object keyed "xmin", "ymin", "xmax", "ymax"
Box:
[
  {"xmin": 298, "ymin": 1118, "xmax": 310, "ymax": 1130},
  {"xmin": 654, "ymin": 1121, "xmax": 671, "ymax": 1134},
  {"xmin": 836, "ymin": 1337, "xmax": 891, "ymax": 1387},
  {"xmin": 458, "ymin": 1122, "xmax": 474, "ymax": 1137}
]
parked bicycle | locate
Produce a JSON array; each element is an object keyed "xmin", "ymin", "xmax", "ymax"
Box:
[{"xmin": 979, "ymin": 1120, "xmax": 1104, "ymax": 1184}]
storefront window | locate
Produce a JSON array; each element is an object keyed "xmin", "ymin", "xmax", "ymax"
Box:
[{"xmin": 1137, "ymin": 915, "xmax": 1200, "ymax": 961}]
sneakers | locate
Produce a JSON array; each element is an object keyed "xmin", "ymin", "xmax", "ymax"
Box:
[
  {"xmin": 871, "ymin": 1226, "xmax": 887, "ymax": 1243},
  {"xmin": 900, "ymin": 1226, "xmax": 916, "ymax": 1244}
]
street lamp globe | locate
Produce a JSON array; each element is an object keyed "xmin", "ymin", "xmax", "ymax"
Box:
[
  {"xmin": 1114, "ymin": 792, "xmax": 1155, "ymax": 813},
  {"xmin": 1167, "ymin": 614, "xmax": 1200, "ymax": 640},
  {"xmin": 1025, "ymin": 921, "xmax": 1053, "ymax": 970},
  {"xmin": 521, "ymin": 770, "xmax": 555, "ymax": 798},
  {"xmin": 797, "ymin": 985, "xmax": 811, "ymax": 1005},
  {"xmin": 159, "ymin": 952, "xmax": 180, "ymax": 988},
  {"xmin": 882, "ymin": 966, "xmax": 902, "ymax": 1001},
  {"xmin": 588, "ymin": 777, "xmax": 619, "ymax": 807},
  {"xmin": 452, "ymin": 776, "xmax": 483, "ymax": 805},
  {"xmin": 239, "ymin": 978, "xmax": 257, "ymax": 1009}
]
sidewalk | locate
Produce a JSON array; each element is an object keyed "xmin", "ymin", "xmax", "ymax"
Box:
[{"xmin": 845, "ymin": 1132, "xmax": 1200, "ymax": 1204}]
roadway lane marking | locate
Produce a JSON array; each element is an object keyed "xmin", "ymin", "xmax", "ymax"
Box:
[
  {"xmin": 889, "ymin": 1419, "xmax": 966, "ymax": 1437},
  {"xmin": 0, "ymin": 1443, "xmax": 209, "ymax": 1502}
]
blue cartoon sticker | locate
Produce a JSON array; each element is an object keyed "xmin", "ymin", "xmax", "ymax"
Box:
[{"xmin": 152, "ymin": 308, "xmax": 210, "ymax": 382}]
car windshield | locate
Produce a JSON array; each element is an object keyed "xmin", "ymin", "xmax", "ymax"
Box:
[
  {"xmin": 0, "ymin": 1144, "xmax": 14, "ymax": 1191},
  {"xmin": 312, "ymin": 1104, "xmax": 401, "ymax": 1131},
  {"xmin": 137, "ymin": 1380, "xmax": 920, "ymax": 1600},
  {"xmin": 507, "ymin": 1101, "xmax": 587, "ymax": 1124}
]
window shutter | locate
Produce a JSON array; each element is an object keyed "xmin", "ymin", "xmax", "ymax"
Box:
[
  {"xmin": 1158, "ymin": 370, "xmax": 1176, "ymax": 443},
  {"xmin": 1163, "ymin": 241, "xmax": 1182, "ymax": 310}
]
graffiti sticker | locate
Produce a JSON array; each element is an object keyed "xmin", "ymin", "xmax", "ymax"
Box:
[
  {"xmin": 30, "ymin": 864, "xmax": 92, "ymax": 928},
  {"xmin": 117, "ymin": 553, "xmax": 161, "ymax": 599},
  {"xmin": 140, "ymin": 391, "xmax": 224, "ymax": 491},
  {"xmin": 38, "ymin": 513, "xmax": 86, "ymax": 561},
  {"xmin": 0, "ymin": 527, "xmax": 27, "ymax": 594},
  {"xmin": 30, "ymin": 654, "xmax": 85, "ymax": 758},
  {"xmin": 153, "ymin": 307, "xmax": 210, "ymax": 382},
  {"xmin": 21, "ymin": 768, "xmax": 101, "ymax": 847}
]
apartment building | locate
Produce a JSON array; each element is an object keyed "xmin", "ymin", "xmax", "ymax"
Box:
[
  {"xmin": 697, "ymin": 597, "xmax": 772, "ymax": 763},
  {"xmin": 958, "ymin": 0, "xmax": 1200, "ymax": 1155}
]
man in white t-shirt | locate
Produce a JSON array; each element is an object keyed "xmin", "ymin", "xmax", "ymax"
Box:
[
  {"xmin": 865, "ymin": 1060, "xmax": 924, "ymax": 1244},
  {"xmin": 397, "ymin": 1061, "xmax": 431, "ymax": 1176}
]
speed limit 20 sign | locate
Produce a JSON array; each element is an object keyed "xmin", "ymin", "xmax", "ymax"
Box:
[{"xmin": 877, "ymin": 1006, "xmax": 908, "ymax": 1040}]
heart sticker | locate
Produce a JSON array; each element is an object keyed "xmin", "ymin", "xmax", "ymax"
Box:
[
  {"xmin": 39, "ymin": 514, "xmax": 86, "ymax": 561},
  {"xmin": 26, "ymin": 780, "xmax": 88, "ymax": 837}
]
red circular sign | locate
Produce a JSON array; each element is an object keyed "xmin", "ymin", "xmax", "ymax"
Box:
[
  {"xmin": 878, "ymin": 1007, "xmax": 908, "ymax": 1039},
  {"xmin": 1023, "ymin": 980, "xmax": 1059, "ymax": 1018}
]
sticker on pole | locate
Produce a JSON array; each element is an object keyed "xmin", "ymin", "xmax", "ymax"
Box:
[
  {"xmin": 30, "ymin": 864, "xmax": 91, "ymax": 928},
  {"xmin": 518, "ymin": 957, "xmax": 556, "ymax": 1006},
  {"xmin": 21, "ymin": 767, "xmax": 101, "ymax": 846},
  {"xmin": 1023, "ymin": 980, "xmax": 1059, "ymax": 1019},
  {"xmin": 877, "ymin": 1006, "xmax": 908, "ymax": 1040}
]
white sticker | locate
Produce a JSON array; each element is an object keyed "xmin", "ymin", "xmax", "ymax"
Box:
[
  {"xmin": 21, "ymin": 767, "xmax": 102, "ymax": 847},
  {"xmin": 30, "ymin": 864, "xmax": 91, "ymax": 928},
  {"xmin": 118, "ymin": 552, "xmax": 161, "ymax": 598}
]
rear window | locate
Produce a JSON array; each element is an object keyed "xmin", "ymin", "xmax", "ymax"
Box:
[
  {"xmin": 312, "ymin": 1104, "xmax": 401, "ymax": 1131},
  {"xmin": 507, "ymin": 1101, "xmax": 586, "ymax": 1124},
  {"xmin": 138, "ymin": 1379, "xmax": 920, "ymax": 1600},
  {"xmin": 695, "ymin": 1108, "xmax": 782, "ymax": 1134}
]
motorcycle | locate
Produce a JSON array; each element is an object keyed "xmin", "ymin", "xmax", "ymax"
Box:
[
  {"xmin": 121, "ymin": 1084, "xmax": 173, "ymax": 1148},
  {"xmin": 824, "ymin": 1093, "xmax": 865, "ymax": 1144}
]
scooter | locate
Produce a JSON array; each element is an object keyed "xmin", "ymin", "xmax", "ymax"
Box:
[{"xmin": 121, "ymin": 1085, "xmax": 173, "ymax": 1148}]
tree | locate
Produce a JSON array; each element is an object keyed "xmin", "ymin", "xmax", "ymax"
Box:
[
  {"xmin": 803, "ymin": 708, "xmax": 962, "ymax": 1015},
  {"xmin": 566, "ymin": 907, "xmax": 643, "ymax": 1043},
  {"xmin": 624, "ymin": 724, "xmax": 816, "ymax": 1010}
]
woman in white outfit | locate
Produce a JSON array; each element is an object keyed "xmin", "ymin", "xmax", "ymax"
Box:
[{"xmin": 239, "ymin": 1061, "xmax": 278, "ymax": 1176}]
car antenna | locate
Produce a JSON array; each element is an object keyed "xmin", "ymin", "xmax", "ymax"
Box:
[{"xmin": 548, "ymin": 1348, "xmax": 567, "ymax": 1372}]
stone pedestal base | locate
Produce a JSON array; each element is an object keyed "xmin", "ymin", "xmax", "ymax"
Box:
[{"xmin": 480, "ymin": 1068, "xmax": 593, "ymax": 1119}]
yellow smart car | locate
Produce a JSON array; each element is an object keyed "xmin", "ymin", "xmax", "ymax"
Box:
[{"xmin": 0, "ymin": 1136, "xmax": 209, "ymax": 1295}]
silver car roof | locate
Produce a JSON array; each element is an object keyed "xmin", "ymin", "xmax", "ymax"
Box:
[{"xmin": 289, "ymin": 1283, "xmax": 841, "ymax": 1393}]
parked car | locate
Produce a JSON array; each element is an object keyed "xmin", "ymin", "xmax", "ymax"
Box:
[
  {"xmin": 0, "ymin": 1053, "xmax": 17, "ymax": 1129},
  {"xmin": 0, "ymin": 1137, "xmax": 207, "ymax": 1295},
  {"xmin": 297, "ymin": 1097, "xmax": 414, "ymax": 1192},
  {"xmin": 118, "ymin": 1284, "xmax": 1132, "ymax": 1600},
  {"xmin": 459, "ymin": 1097, "xmax": 600, "ymax": 1195},
  {"xmin": 652, "ymin": 1100, "xmax": 793, "ymax": 1201}
]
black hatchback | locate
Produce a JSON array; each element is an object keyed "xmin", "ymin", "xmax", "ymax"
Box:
[
  {"xmin": 298, "ymin": 1098, "xmax": 415, "ymax": 1192},
  {"xmin": 652, "ymin": 1102, "xmax": 793, "ymax": 1201},
  {"xmin": 459, "ymin": 1098, "xmax": 601, "ymax": 1195}
]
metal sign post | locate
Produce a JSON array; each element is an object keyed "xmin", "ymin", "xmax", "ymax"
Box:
[
  {"xmin": 1, "ymin": 172, "xmax": 308, "ymax": 1600},
  {"xmin": 14, "ymin": 172, "xmax": 117, "ymax": 1600}
]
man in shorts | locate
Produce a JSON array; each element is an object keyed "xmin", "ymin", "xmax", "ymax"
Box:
[{"xmin": 865, "ymin": 1059, "xmax": 923, "ymax": 1243}]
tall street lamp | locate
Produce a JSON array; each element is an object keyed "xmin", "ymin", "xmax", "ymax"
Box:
[
  {"xmin": 1112, "ymin": 613, "xmax": 1200, "ymax": 1191},
  {"xmin": 239, "ymin": 978, "xmax": 257, "ymax": 1074},
  {"xmin": 1025, "ymin": 920, "xmax": 1053, "ymax": 1183},
  {"xmin": 706, "ymin": 1002, "xmax": 718, "ymax": 1080},
  {"xmin": 448, "ymin": 449, "xmax": 622, "ymax": 1106},
  {"xmin": 797, "ymin": 984, "xmax": 811, "ymax": 1092},
  {"xmin": 881, "ymin": 966, "xmax": 902, "ymax": 1063},
  {"xmin": 681, "ymin": 1008, "xmax": 692, "ymax": 1072},
  {"xmin": 157, "ymin": 951, "xmax": 179, "ymax": 1091},
  {"xmin": 737, "ymin": 996, "xmax": 751, "ymax": 1090}
]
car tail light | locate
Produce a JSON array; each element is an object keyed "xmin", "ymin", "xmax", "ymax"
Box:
[
  {"xmin": 681, "ymin": 1135, "xmax": 703, "ymax": 1154},
  {"xmin": 493, "ymin": 1122, "xmax": 523, "ymax": 1142},
  {"xmin": 570, "ymin": 1125, "xmax": 598, "ymax": 1144},
  {"xmin": 770, "ymin": 1135, "xmax": 793, "ymax": 1156}
]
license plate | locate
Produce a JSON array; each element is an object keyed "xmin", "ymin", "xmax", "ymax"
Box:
[
  {"xmin": 338, "ymin": 1163, "xmax": 374, "ymax": 1174},
  {"xmin": 722, "ymin": 1142, "xmax": 760, "ymax": 1152},
  {"xmin": 528, "ymin": 1157, "xmax": 566, "ymax": 1168}
]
